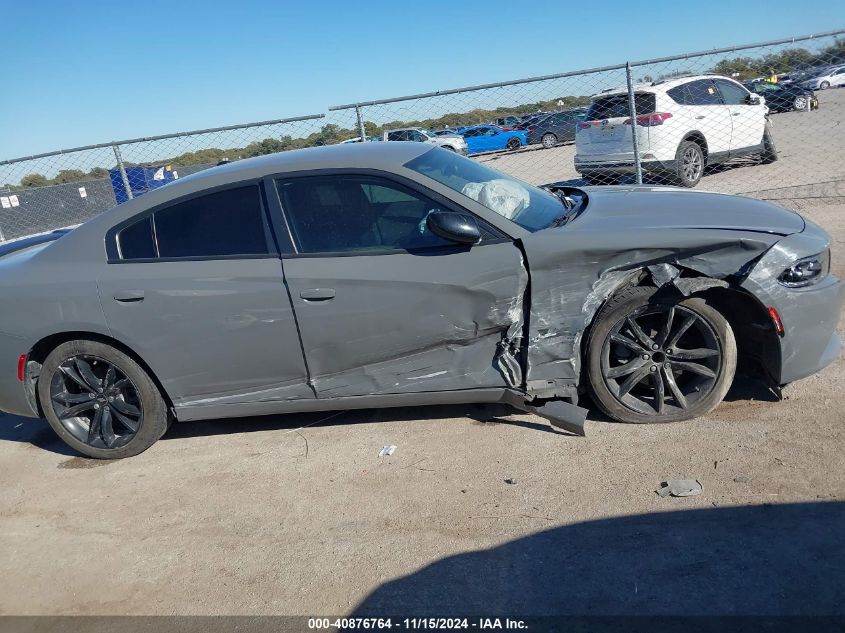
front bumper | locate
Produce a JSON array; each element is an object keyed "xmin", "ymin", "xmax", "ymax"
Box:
[{"xmin": 741, "ymin": 224, "xmax": 844, "ymax": 385}]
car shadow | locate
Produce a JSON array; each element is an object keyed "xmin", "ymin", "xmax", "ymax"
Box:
[{"xmin": 351, "ymin": 501, "xmax": 845, "ymax": 617}]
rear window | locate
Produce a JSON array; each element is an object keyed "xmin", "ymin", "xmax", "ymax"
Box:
[{"xmin": 585, "ymin": 93, "xmax": 656, "ymax": 120}]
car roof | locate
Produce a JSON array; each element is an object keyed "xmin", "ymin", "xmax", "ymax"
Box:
[{"xmin": 595, "ymin": 74, "xmax": 732, "ymax": 97}]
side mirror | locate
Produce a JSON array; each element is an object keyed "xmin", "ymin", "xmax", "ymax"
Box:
[
  {"xmin": 747, "ymin": 94, "xmax": 761, "ymax": 105},
  {"xmin": 426, "ymin": 210, "xmax": 481, "ymax": 245}
]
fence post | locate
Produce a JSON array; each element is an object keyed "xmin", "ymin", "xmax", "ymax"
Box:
[
  {"xmin": 112, "ymin": 143, "xmax": 133, "ymax": 201},
  {"xmin": 625, "ymin": 62, "xmax": 643, "ymax": 185},
  {"xmin": 355, "ymin": 105, "xmax": 367, "ymax": 142}
]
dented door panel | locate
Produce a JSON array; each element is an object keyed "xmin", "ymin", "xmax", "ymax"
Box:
[{"xmin": 282, "ymin": 242, "xmax": 527, "ymax": 398}]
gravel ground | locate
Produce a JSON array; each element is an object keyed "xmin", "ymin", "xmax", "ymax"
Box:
[{"xmin": 1, "ymin": 106, "xmax": 844, "ymax": 618}]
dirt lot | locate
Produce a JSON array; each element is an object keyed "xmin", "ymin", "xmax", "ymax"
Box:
[{"xmin": 1, "ymin": 96, "xmax": 844, "ymax": 618}]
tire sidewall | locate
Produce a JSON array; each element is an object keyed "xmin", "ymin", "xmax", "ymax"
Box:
[
  {"xmin": 586, "ymin": 287, "xmax": 737, "ymax": 424},
  {"xmin": 38, "ymin": 340, "xmax": 168, "ymax": 459}
]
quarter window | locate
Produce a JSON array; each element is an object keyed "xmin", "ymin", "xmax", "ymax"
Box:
[
  {"xmin": 276, "ymin": 176, "xmax": 463, "ymax": 254},
  {"xmin": 118, "ymin": 217, "xmax": 156, "ymax": 259}
]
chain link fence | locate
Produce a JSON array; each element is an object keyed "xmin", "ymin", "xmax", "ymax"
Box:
[
  {"xmin": 0, "ymin": 115, "xmax": 328, "ymax": 241},
  {"xmin": 2, "ymin": 29, "xmax": 844, "ymax": 242}
]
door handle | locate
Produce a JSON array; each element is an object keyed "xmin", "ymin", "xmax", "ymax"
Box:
[
  {"xmin": 113, "ymin": 290, "xmax": 145, "ymax": 303},
  {"xmin": 695, "ymin": 115, "xmax": 706, "ymax": 120},
  {"xmin": 732, "ymin": 112, "xmax": 741, "ymax": 116},
  {"xmin": 300, "ymin": 288, "xmax": 335, "ymax": 301}
]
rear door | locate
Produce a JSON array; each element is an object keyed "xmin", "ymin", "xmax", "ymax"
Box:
[
  {"xmin": 271, "ymin": 173, "xmax": 524, "ymax": 398},
  {"xmin": 713, "ymin": 78, "xmax": 766, "ymax": 152},
  {"xmin": 97, "ymin": 183, "xmax": 313, "ymax": 410},
  {"xmin": 667, "ymin": 79, "xmax": 732, "ymax": 155}
]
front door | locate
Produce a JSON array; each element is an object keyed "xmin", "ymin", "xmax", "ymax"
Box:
[
  {"xmin": 98, "ymin": 183, "xmax": 312, "ymax": 410},
  {"xmin": 272, "ymin": 174, "xmax": 525, "ymax": 398},
  {"xmin": 714, "ymin": 78, "xmax": 766, "ymax": 152}
]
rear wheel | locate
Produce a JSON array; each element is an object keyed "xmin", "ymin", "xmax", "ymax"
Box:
[
  {"xmin": 506, "ymin": 138, "xmax": 521, "ymax": 151},
  {"xmin": 761, "ymin": 125, "xmax": 778, "ymax": 164},
  {"xmin": 586, "ymin": 286, "xmax": 736, "ymax": 424},
  {"xmin": 673, "ymin": 140, "xmax": 704, "ymax": 187},
  {"xmin": 38, "ymin": 340, "xmax": 169, "ymax": 459},
  {"xmin": 820, "ymin": 80, "xmax": 830, "ymax": 90},
  {"xmin": 541, "ymin": 133, "xmax": 557, "ymax": 149}
]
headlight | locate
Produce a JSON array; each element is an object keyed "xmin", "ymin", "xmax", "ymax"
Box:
[{"xmin": 778, "ymin": 250, "xmax": 830, "ymax": 287}]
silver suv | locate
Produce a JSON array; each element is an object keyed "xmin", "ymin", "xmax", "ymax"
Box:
[{"xmin": 383, "ymin": 128, "xmax": 468, "ymax": 155}]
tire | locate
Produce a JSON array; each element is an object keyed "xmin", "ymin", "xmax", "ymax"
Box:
[
  {"xmin": 541, "ymin": 133, "xmax": 557, "ymax": 149},
  {"xmin": 820, "ymin": 81, "xmax": 830, "ymax": 90},
  {"xmin": 673, "ymin": 140, "xmax": 704, "ymax": 187},
  {"xmin": 761, "ymin": 124, "xmax": 778, "ymax": 164},
  {"xmin": 506, "ymin": 138, "xmax": 521, "ymax": 151},
  {"xmin": 38, "ymin": 340, "xmax": 169, "ymax": 459},
  {"xmin": 586, "ymin": 286, "xmax": 736, "ymax": 424},
  {"xmin": 793, "ymin": 95, "xmax": 808, "ymax": 111}
]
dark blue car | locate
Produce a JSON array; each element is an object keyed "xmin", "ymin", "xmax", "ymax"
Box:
[{"xmin": 461, "ymin": 125, "xmax": 527, "ymax": 155}]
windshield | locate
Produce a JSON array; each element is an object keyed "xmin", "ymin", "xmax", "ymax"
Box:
[{"xmin": 404, "ymin": 148, "xmax": 565, "ymax": 231}]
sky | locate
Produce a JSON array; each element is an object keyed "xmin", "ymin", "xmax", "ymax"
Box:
[{"xmin": 0, "ymin": 0, "xmax": 842, "ymax": 160}]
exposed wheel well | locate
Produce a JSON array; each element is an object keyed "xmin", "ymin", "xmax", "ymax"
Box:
[
  {"xmin": 579, "ymin": 270, "xmax": 781, "ymax": 388},
  {"xmin": 682, "ymin": 132, "xmax": 708, "ymax": 162},
  {"xmin": 27, "ymin": 331, "xmax": 175, "ymax": 416}
]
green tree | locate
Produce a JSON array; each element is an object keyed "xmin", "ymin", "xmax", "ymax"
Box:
[
  {"xmin": 54, "ymin": 169, "xmax": 87, "ymax": 183},
  {"xmin": 20, "ymin": 173, "xmax": 48, "ymax": 187},
  {"xmin": 88, "ymin": 167, "xmax": 108, "ymax": 178}
]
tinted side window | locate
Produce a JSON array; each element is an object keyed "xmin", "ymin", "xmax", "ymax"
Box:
[
  {"xmin": 154, "ymin": 186, "xmax": 268, "ymax": 258},
  {"xmin": 277, "ymin": 177, "xmax": 459, "ymax": 254},
  {"xmin": 715, "ymin": 79, "xmax": 750, "ymax": 105},
  {"xmin": 118, "ymin": 217, "xmax": 156, "ymax": 260},
  {"xmin": 669, "ymin": 80, "xmax": 723, "ymax": 106}
]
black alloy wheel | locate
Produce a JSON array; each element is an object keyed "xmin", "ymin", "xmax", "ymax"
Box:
[
  {"xmin": 600, "ymin": 304, "xmax": 721, "ymax": 416},
  {"xmin": 49, "ymin": 355, "xmax": 143, "ymax": 449}
]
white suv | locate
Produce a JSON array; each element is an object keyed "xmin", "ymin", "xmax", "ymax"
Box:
[{"xmin": 575, "ymin": 75, "xmax": 777, "ymax": 187}]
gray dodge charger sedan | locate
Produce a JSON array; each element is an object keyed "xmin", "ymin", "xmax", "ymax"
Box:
[{"xmin": 0, "ymin": 143, "xmax": 841, "ymax": 458}]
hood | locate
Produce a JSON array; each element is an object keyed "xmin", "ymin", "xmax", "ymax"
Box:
[{"xmin": 568, "ymin": 186, "xmax": 805, "ymax": 236}]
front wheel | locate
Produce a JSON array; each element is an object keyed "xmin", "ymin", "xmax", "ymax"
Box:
[
  {"xmin": 586, "ymin": 286, "xmax": 736, "ymax": 424},
  {"xmin": 38, "ymin": 340, "xmax": 169, "ymax": 459},
  {"xmin": 506, "ymin": 138, "xmax": 521, "ymax": 151},
  {"xmin": 820, "ymin": 80, "xmax": 830, "ymax": 90},
  {"xmin": 793, "ymin": 95, "xmax": 808, "ymax": 110}
]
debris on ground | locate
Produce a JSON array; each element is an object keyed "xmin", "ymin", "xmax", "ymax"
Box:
[
  {"xmin": 656, "ymin": 479, "xmax": 703, "ymax": 498},
  {"xmin": 504, "ymin": 478, "xmax": 518, "ymax": 485},
  {"xmin": 378, "ymin": 445, "xmax": 396, "ymax": 458},
  {"xmin": 733, "ymin": 475, "xmax": 751, "ymax": 483}
]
